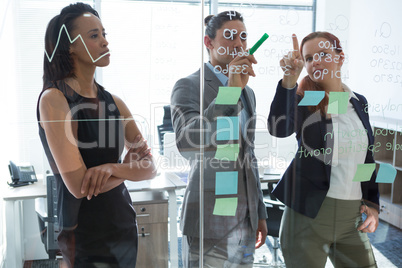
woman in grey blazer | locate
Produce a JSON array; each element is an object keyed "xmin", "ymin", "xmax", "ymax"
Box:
[{"xmin": 171, "ymin": 11, "xmax": 267, "ymax": 268}]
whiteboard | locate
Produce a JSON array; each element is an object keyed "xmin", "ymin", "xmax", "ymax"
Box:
[{"xmin": 347, "ymin": 0, "xmax": 402, "ymax": 120}]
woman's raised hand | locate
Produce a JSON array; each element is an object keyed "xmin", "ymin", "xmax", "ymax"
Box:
[{"xmin": 280, "ymin": 34, "xmax": 304, "ymax": 88}]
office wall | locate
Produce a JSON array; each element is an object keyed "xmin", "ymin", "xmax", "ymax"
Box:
[
  {"xmin": 348, "ymin": 0, "xmax": 402, "ymax": 120},
  {"xmin": 316, "ymin": 0, "xmax": 402, "ymax": 120},
  {"xmin": 0, "ymin": 0, "xmax": 16, "ymax": 264}
]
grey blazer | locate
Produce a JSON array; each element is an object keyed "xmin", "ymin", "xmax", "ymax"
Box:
[{"xmin": 171, "ymin": 63, "xmax": 267, "ymax": 239}]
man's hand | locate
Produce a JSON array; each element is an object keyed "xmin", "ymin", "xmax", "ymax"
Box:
[
  {"xmin": 227, "ymin": 52, "xmax": 257, "ymax": 90},
  {"xmin": 357, "ymin": 204, "xmax": 379, "ymax": 233},
  {"xmin": 255, "ymin": 219, "xmax": 268, "ymax": 249}
]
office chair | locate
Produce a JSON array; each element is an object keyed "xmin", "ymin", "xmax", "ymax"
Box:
[
  {"xmin": 157, "ymin": 105, "xmax": 174, "ymax": 155},
  {"xmin": 35, "ymin": 175, "xmax": 60, "ymax": 259},
  {"xmin": 263, "ymin": 182, "xmax": 285, "ymax": 267}
]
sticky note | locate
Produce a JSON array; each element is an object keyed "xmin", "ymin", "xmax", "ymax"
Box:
[
  {"xmin": 213, "ymin": 197, "xmax": 238, "ymax": 216},
  {"xmin": 353, "ymin": 163, "xmax": 376, "ymax": 182},
  {"xmin": 298, "ymin": 91, "xmax": 325, "ymax": 106},
  {"xmin": 217, "ymin": 116, "xmax": 239, "ymax": 141},
  {"xmin": 214, "ymin": 143, "xmax": 239, "ymax": 161},
  {"xmin": 215, "ymin": 87, "xmax": 242, "ymax": 105},
  {"xmin": 327, "ymin": 92, "xmax": 349, "ymax": 114},
  {"xmin": 215, "ymin": 171, "xmax": 238, "ymax": 195},
  {"xmin": 376, "ymin": 163, "xmax": 397, "ymax": 183}
]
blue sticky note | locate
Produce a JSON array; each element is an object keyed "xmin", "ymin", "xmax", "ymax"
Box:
[
  {"xmin": 215, "ymin": 87, "xmax": 242, "ymax": 105},
  {"xmin": 327, "ymin": 92, "xmax": 349, "ymax": 114},
  {"xmin": 215, "ymin": 171, "xmax": 238, "ymax": 195},
  {"xmin": 214, "ymin": 143, "xmax": 239, "ymax": 161},
  {"xmin": 217, "ymin": 116, "xmax": 239, "ymax": 141},
  {"xmin": 353, "ymin": 163, "xmax": 376, "ymax": 182},
  {"xmin": 376, "ymin": 163, "xmax": 397, "ymax": 183},
  {"xmin": 213, "ymin": 197, "xmax": 238, "ymax": 216},
  {"xmin": 298, "ymin": 91, "xmax": 325, "ymax": 106}
]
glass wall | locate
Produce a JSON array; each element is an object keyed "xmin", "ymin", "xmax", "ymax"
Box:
[{"xmin": 1, "ymin": 0, "xmax": 401, "ymax": 267}]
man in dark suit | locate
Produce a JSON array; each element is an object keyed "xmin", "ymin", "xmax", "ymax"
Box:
[{"xmin": 171, "ymin": 11, "xmax": 267, "ymax": 267}]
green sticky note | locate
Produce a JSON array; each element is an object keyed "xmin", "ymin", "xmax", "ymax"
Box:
[
  {"xmin": 213, "ymin": 197, "xmax": 238, "ymax": 216},
  {"xmin": 215, "ymin": 87, "xmax": 242, "ymax": 105},
  {"xmin": 217, "ymin": 116, "xmax": 239, "ymax": 141},
  {"xmin": 298, "ymin": 91, "xmax": 325, "ymax": 106},
  {"xmin": 214, "ymin": 143, "xmax": 239, "ymax": 161},
  {"xmin": 215, "ymin": 171, "xmax": 238, "ymax": 195},
  {"xmin": 376, "ymin": 163, "xmax": 397, "ymax": 183},
  {"xmin": 353, "ymin": 163, "xmax": 376, "ymax": 182},
  {"xmin": 327, "ymin": 92, "xmax": 349, "ymax": 114}
]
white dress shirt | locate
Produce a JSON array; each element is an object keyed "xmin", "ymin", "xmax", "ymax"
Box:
[{"xmin": 326, "ymin": 84, "xmax": 368, "ymax": 200}]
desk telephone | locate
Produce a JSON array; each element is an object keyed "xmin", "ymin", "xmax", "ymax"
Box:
[{"xmin": 8, "ymin": 161, "xmax": 38, "ymax": 187}]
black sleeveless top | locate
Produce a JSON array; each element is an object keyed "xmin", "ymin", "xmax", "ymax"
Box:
[{"xmin": 37, "ymin": 80, "xmax": 137, "ymax": 266}]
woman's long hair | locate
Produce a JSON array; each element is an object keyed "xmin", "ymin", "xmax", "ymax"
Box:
[
  {"xmin": 43, "ymin": 3, "xmax": 100, "ymax": 89},
  {"xmin": 297, "ymin": 31, "xmax": 343, "ymax": 116}
]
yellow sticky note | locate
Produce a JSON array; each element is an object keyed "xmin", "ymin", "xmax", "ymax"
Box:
[{"xmin": 213, "ymin": 197, "xmax": 238, "ymax": 216}]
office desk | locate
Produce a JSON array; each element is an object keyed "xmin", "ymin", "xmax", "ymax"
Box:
[
  {"xmin": 126, "ymin": 171, "xmax": 186, "ymax": 268},
  {"xmin": 260, "ymin": 174, "xmax": 281, "ymax": 184},
  {"xmin": 3, "ymin": 182, "xmax": 47, "ymax": 268},
  {"xmin": 260, "ymin": 166, "xmax": 283, "ymax": 185},
  {"xmin": 3, "ymin": 172, "xmax": 186, "ymax": 268}
]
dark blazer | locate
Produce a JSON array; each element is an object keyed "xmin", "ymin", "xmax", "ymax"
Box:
[
  {"xmin": 171, "ymin": 64, "xmax": 267, "ymax": 239},
  {"xmin": 267, "ymin": 80, "xmax": 379, "ymax": 219}
]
